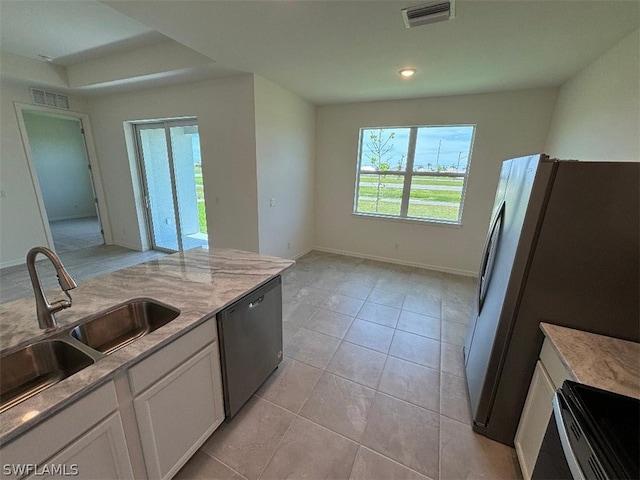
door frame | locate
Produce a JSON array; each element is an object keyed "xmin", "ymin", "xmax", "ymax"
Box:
[{"xmin": 14, "ymin": 102, "xmax": 112, "ymax": 250}]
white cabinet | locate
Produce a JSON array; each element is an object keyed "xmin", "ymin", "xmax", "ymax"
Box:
[
  {"xmin": 514, "ymin": 361, "xmax": 556, "ymax": 480},
  {"xmin": 28, "ymin": 413, "xmax": 134, "ymax": 480},
  {"xmin": 515, "ymin": 338, "xmax": 572, "ymax": 480},
  {"xmin": 1, "ymin": 381, "xmax": 133, "ymax": 480},
  {"xmin": 1, "ymin": 318, "xmax": 225, "ymax": 480},
  {"xmin": 130, "ymin": 318, "xmax": 225, "ymax": 480}
]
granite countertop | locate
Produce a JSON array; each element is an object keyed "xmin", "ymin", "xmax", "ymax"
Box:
[
  {"xmin": 540, "ymin": 322, "xmax": 640, "ymax": 400},
  {"xmin": 0, "ymin": 247, "xmax": 293, "ymax": 444}
]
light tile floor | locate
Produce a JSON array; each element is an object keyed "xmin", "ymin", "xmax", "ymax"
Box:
[
  {"xmin": 176, "ymin": 250, "xmax": 522, "ymax": 480},
  {"xmin": 0, "ymin": 247, "xmax": 521, "ymax": 478},
  {"xmin": 49, "ymin": 217, "xmax": 104, "ymax": 254},
  {"xmin": 0, "ymin": 245, "xmax": 167, "ymax": 304}
]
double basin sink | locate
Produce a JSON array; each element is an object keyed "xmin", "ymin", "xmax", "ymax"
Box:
[{"xmin": 0, "ymin": 299, "xmax": 180, "ymax": 413}]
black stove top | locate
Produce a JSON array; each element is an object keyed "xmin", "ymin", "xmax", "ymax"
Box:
[{"xmin": 563, "ymin": 381, "xmax": 639, "ymax": 479}]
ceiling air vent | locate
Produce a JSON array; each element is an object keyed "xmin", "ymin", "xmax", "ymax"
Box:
[
  {"xmin": 402, "ymin": 0, "xmax": 455, "ymax": 28},
  {"xmin": 30, "ymin": 88, "xmax": 70, "ymax": 110}
]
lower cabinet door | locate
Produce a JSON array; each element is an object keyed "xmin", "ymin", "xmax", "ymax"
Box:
[
  {"xmin": 133, "ymin": 343, "xmax": 225, "ymax": 480},
  {"xmin": 514, "ymin": 360, "xmax": 556, "ymax": 480},
  {"xmin": 27, "ymin": 412, "xmax": 134, "ymax": 480}
]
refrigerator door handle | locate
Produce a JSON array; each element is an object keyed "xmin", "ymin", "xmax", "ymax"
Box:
[{"xmin": 478, "ymin": 200, "xmax": 505, "ymax": 313}]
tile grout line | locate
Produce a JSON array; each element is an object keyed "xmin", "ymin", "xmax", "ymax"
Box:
[
  {"xmin": 253, "ymin": 393, "xmax": 363, "ymax": 479},
  {"xmin": 254, "ymin": 402, "xmax": 298, "ymax": 480},
  {"xmin": 285, "ymin": 324, "xmax": 458, "ymax": 389},
  {"xmin": 282, "ymin": 296, "xmax": 442, "ymax": 476},
  {"xmin": 198, "ymin": 449, "xmax": 249, "ymax": 480},
  {"xmin": 283, "ymin": 317, "xmax": 452, "ymax": 439},
  {"xmin": 256, "ymin": 390, "xmax": 436, "ymax": 480},
  {"xmin": 287, "ymin": 267, "xmax": 449, "ymax": 476}
]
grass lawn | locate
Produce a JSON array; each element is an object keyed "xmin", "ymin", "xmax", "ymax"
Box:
[
  {"xmin": 358, "ymin": 183, "xmax": 462, "ymax": 203},
  {"xmin": 357, "ymin": 199, "xmax": 459, "ymax": 221},
  {"xmin": 360, "ymin": 173, "xmax": 464, "ymax": 187},
  {"xmin": 357, "ymin": 173, "xmax": 463, "ymax": 220},
  {"xmin": 358, "ymin": 175, "xmax": 462, "ymax": 204},
  {"xmin": 194, "ymin": 165, "xmax": 207, "ymax": 233},
  {"xmin": 192, "ymin": 166, "xmax": 461, "ymax": 230},
  {"xmin": 407, "ymin": 203, "xmax": 459, "ymax": 221},
  {"xmin": 198, "ymin": 201, "xmax": 207, "ymax": 233}
]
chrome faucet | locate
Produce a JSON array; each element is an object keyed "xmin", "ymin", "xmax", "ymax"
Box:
[{"xmin": 26, "ymin": 246, "xmax": 78, "ymax": 330}]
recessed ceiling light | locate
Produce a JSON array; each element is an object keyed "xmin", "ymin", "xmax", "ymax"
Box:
[
  {"xmin": 399, "ymin": 68, "xmax": 416, "ymax": 78},
  {"xmin": 38, "ymin": 55, "xmax": 54, "ymax": 62}
]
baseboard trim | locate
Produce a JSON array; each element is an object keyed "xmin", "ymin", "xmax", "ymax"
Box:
[
  {"xmin": 291, "ymin": 247, "xmax": 313, "ymax": 260},
  {"xmin": 0, "ymin": 257, "xmax": 26, "ymax": 269},
  {"xmin": 112, "ymin": 240, "xmax": 144, "ymax": 252},
  {"xmin": 49, "ymin": 214, "xmax": 99, "ymax": 222},
  {"xmin": 310, "ymin": 245, "xmax": 477, "ymax": 277}
]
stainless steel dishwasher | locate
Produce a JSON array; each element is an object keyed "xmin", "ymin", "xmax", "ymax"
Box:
[{"xmin": 216, "ymin": 276, "xmax": 283, "ymax": 418}]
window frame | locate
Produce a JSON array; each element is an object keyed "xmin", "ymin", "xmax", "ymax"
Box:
[{"xmin": 352, "ymin": 124, "xmax": 475, "ymax": 225}]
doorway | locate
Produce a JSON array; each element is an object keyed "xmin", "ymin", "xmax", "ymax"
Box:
[
  {"xmin": 134, "ymin": 120, "xmax": 207, "ymax": 253},
  {"xmin": 21, "ymin": 110, "xmax": 104, "ymax": 254}
]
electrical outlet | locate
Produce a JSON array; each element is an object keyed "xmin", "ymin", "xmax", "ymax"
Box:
[
  {"xmin": 394, "ymin": 243, "xmax": 399, "ymax": 250},
  {"xmin": 287, "ymin": 242, "xmax": 291, "ymax": 250},
  {"xmin": 269, "ymin": 198, "xmax": 276, "ymax": 207}
]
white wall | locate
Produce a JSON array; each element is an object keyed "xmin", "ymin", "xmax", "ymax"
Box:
[
  {"xmin": 66, "ymin": 40, "xmax": 214, "ymax": 89},
  {"xmin": 85, "ymin": 74, "xmax": 260, "ymax": 252},
  {"xmin": 22, "ymin": 112, "xmax": 96, "ymax": 221},
  {"xmin": 545, "ymin": 29, "xmax": 639, "ymax": 161},
  {"xmin": 315, "ymin": 88, "xmax": 558, "ymax": 275},
  {"xmin": 0, "ymin": 51, "xmax": 68, "ymax": 90},
  {"xmin": 254, "ymin": 75, "xmax": 315, "ymax": 258},
  {"xmin": 4, "ymin": 27, "xmax": 632, "ymax": 271},
  {"xmin": 0, "ymin": 81, "xmax": 89, "ymax": 267}
]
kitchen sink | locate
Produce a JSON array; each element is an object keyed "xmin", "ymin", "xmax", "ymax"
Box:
[
  {"xmin": 0, "ymin": 298, "xmax": 180, "ymax": 413},
  {"xmin": 71, "ymin": 299, "xmax": 180, "ymax": 355},
  {"xmin": 0, "ymin": 340, "xmax": 95, "ymax": 413}
]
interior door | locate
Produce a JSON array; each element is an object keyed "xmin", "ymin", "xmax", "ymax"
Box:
[{"xmin": 135, "ymin": 121, "xmax": 206, "ymax": 253}]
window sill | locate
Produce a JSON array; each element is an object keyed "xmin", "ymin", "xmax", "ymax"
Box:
[{"xmin": 352, "ymin": 212, "xmax": 463, "ymax": 228}]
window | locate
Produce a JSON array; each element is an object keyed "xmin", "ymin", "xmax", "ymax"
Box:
[{"xmin": 354, "ymin": 125, "xmax": 475, "ymax": 224}]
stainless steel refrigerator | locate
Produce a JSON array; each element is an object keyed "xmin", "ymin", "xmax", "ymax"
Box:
[{"xmin": 463, "ymin": 154, "xmax": 640, "ymax": 446}]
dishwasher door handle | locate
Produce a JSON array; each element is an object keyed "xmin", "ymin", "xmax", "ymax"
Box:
[{"xmin": 249, "ymin": 296, "xmax": 265, "ymax": 309}]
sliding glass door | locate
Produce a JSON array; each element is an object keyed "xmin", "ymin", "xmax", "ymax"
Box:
[{"xmin": 135, "ymin": 120, "xmax": 207, "ymax": 253}]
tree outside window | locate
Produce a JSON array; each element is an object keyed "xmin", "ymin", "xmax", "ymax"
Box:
[{"xmin": 354, "ymin": 125, "xmax": 475, "ymax": 224}]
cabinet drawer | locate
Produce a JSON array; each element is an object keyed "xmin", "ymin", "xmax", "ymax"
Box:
[
  {"xmin": 540, "ymin": 338, "xmax": 573, "ymax": 389},
  {"xmin": 128, "ymin": 318, "xmax": 215, "ymax": 394},
  {"xmin": 1, "ymin": 381, "xmax": 118, "ymax": 476}
]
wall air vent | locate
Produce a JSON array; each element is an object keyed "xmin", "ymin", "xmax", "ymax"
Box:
[
  {"xmin": 30, "ymin": 88, "xmax": 70, "ymax": 110},
  {"xmin": 402, "ymin": 0, "xmax": 455, "ymax": 28}
]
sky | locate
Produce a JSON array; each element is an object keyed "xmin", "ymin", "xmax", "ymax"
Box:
[{"xmin": 360, "ymin": 125, "xmax": 475, "ymax": 172}]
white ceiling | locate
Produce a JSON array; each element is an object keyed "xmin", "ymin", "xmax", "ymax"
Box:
[
  {"xmin": 1, "ymin": 0, "xmax": 638, "ymax": 104},
  {"xmin": 0, "ymin": 1, "xmax": 157, "ymax": 62}
]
